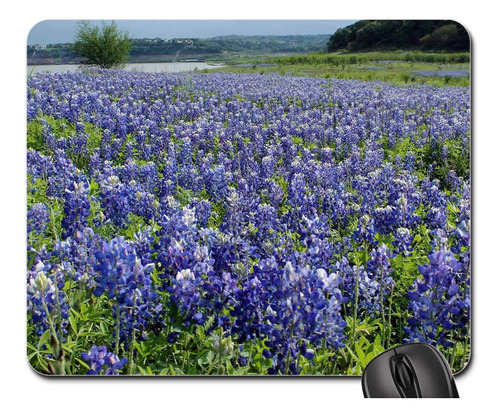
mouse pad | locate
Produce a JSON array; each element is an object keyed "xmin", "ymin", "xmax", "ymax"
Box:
[{"xmin": 27, "ymin": 20, "xmax": 470, "ymax": 375}]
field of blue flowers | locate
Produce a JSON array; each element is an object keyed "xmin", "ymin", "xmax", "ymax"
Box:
[{"xmin": 27, "ymin": 70, "xmax": 470, "ymax": 375}]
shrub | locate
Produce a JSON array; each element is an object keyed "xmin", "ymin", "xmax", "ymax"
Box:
[{"xmin": 73, "ymin": 21, "xmax": 131, "ymax": 69}]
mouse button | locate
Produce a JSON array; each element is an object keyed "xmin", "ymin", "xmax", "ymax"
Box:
[
  {"xmin": 362, "ymin": 349, "xmax": 401, "ymax": 398},
  {"xmin": 395, "ymin": 360, "xmax": 413, "ymax": 390},
  {"xmin": 397, "ymin": 344, "xmax": 453, "ymax": 397},
  {"xmin": 389, "ymin": 355, "xmax": 420, "ymax": 398}
]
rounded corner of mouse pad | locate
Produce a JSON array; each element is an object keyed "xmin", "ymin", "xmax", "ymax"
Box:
[
  {"xmin": 452, "ymin": 349, "xmax": 472, "ymax": 376},
  {"xmin": 26, "ymin": 19, "xmax": 470, "ymax": 376}
]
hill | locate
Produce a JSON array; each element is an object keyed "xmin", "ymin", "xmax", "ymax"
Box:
[
  {"xmin": 327, "ymin": 20, "xmax": 469, "ymax": 52},
  {"xmin": 27, "ymin": 34, "xmax": 331, "ymax": 65}
]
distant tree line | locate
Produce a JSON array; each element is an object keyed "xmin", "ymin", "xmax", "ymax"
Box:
[
  {"xmin": 27, "ymin": 43, "xmax": 78, "ymax": 62},
  {"xmin": 28, "ymin": 34, "xmax": 331, "ymax": 65},
  {"xmin": 328, "ymin": 20, "xmax": 469, "ymax": 52},
  {"xmin": 130, "ymin": 35, "xmax": 331, "ymax": 56}
]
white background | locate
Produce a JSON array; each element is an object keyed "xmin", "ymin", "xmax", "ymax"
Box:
[{"xmin": 1, "ymin": 1, "xmax": 498, "ymax": 414}]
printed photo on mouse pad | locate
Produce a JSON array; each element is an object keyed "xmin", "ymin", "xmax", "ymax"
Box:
[{"xmin": 27, "ymin": 19, "xmax": 471, "ymax": 375}]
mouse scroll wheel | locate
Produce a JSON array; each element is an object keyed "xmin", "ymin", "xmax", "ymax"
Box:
[{"xmin": 395, "ymin": 361, "xmax": 414, "ymax": 390}]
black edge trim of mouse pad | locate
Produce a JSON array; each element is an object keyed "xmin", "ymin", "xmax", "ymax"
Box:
[{"xmin": 389, "ymin": 355, "xmax": 421, "ymax": 398}]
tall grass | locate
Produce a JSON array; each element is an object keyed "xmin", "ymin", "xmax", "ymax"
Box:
[{"xmin": 273, "ymin": 51, "xmax": 470, "ymax": 66}]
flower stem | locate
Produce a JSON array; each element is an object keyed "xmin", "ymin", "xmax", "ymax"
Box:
[
  {"xmin": 115, "ymin": 298, "xmax": 120, "ymax": 355},
  {"xmin": 351, "ymin": 262, "xmax": 360, "ymax": 342},
  {"xmin": 379, "ymin": 269, "xmax": 386, "ymax": 349},
  {"xmin": 218, "ymin": 326, "xmax": 223, "ymax": 375},
  {"xmin": 128, "ymin": 292, "xmax": 138, "ymax": 375}
]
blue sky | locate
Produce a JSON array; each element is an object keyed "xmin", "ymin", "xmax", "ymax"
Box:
[{"xmin": 27, "ymin": 20, "xmax": 357, "ymax": 45}]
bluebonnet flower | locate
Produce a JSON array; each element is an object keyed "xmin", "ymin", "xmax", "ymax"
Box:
[
  {"xmin": 393, "ymin": 227, "xmax": 414, "ymax": 257},
  {"xmin": 446, "ymin": 170, "xmax": 462, "ymax": 192},
  {"xmin": 169, "ymin": 269, "xmax": 205, "ymax": 325},
  {"xmin": 373, "ymin": 205, "xmax": 398, "ymax": 235},
  {"xmin": 132, "ymin": 226, "xmax": 156, "ymax": 265},
  {"xmin": 81, "ymin": 345, "xmax": 128, "ymax": 375},
  {"xmin": 405, "ymin": 249, "xmax": 469, "ymax": 348},
  {"xmin": 138, "ymin": 162, "xmax": 160, "ymax": 194},
  {"xmin": 61, "ymin": 181, "xmax": 91, "ymax": 238},
  {"xmin": 27, "ymin": 262, "xmax": 69, "ymax": 337},
  {"xmin": 99, "ymin": 175, "xmax": 130, "ymax": 227},
  {"xmin": 190, "ymin": 198, "xmax": 212, "ymax": 228},
  {"xmin": 67, "ymin": 132, "xmax": 89, "ymax": 161},
  {"xmin": 277, "ymin": 263, "xmax": 345, "ymax": 373},
  {"xmin": 451, "ymin": 182, "xmax": 471, "ymax": 270},
  {"xmin": 403, "ymin": 152, "xmax": 416, "ymax": 172},
  {"xmin": 220, "ymin": 189, "xmax": 247, "ymax": 236},
  {"xmin": 366, "ymin": 244, "xmax": 395, "ymax": 312},
  {"xmin": 27, "ymin": 203, "xmax": 50, "ymax": 236},
  {"xmin": 27, "ymin": 70, "xmax": 471, "ymax": 374},
  {"xmin": 49, "ymin": 227, "xmax": 103, "ymax": 288},
  {"xmin": 243, "ymin": 260, "xmax": 347, "ymax": 374},
  {"xmin": 314, "ymin": 268, "xmax": 348, "ymax": 348},
  {"xmin": 27, "ymin": 150, "xmax": 83, "ymax": 199},
  {"xmin": 127, "ymin": 181, "xmax": 159, "ymax": 221},
  {"xmin": 334, "ymin": 255, "xmax": 385, "ymax": 317},
  {"xmin": 93, "ymin": 237, "xmax": 162, "ymax": 345},
  {"xmin": 421, "ymin": 178, "xmax": 448, "ymax": 229},
  {"xmin": 156, "ymin": 200, "xmax": 200, "ymax": 277},
  {"xmin": 353, "ymin": 214, "xmax": 377, "ymax": 247},
  {"xmin": 202, "ymin": 164, "xmax": 232, "ymax": 201}
]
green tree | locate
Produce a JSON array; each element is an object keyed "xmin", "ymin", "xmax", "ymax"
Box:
[
  {"xmin": 420, "ymin": 23, "xmax": 469, "ymax": 51},
  {"xmin": 73, "ymin": 21, "xmax": 131, "ymax": 69},
  {"xmin": 328, "ymin": 28, "xmax": 352, "ymax": 52}
]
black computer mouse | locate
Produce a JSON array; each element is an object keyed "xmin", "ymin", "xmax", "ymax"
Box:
[{"xmin": 362, "ymin": 342, "xmax": 459, "ymax": 398}]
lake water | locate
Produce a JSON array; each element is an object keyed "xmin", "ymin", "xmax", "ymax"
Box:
[
  {"xmin": 27, "ymin": 62, "xmax": 224, "ymax": 74},
  {"xmin": 412, "ymin": 70, "xmax": 469, "ymax": 78}
]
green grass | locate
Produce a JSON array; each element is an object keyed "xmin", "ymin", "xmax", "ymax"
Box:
[
  {"xmin": 203, "ymin": 51, "xmax": 470, "ymax": 87},
  {"xmin": 273, "ymin": 51, "xmax": 470, "ymax": 65}
]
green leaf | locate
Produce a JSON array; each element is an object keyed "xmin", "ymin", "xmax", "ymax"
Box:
[
  {"xmin": 232, "ymin": 366, "xmax": 250, "ymax": 375},
  {"xmin": 38, "ymin": 329, "xmax": 51, "ymax": 349},
  {"xmin": 345, "ymin": 345, "xmax": 360, "ymax": 364},
  {"xmin": 224, "ymin": 360, "xmax": 234, "ymax": 374},
  {"xmin": 137, "ymin": 366, "xmax": 148, "ymax": 375},
  {"xmin": 365, "ymin": 352, "xmax": 375, "ymax": 365},
  {"xmin": 354, "ymin": 343, "xmax": 366, "ymax": 367},
  {"xmin": 36, "ymin": 354, "xmax": 48, "ymax": 369},
  {"xmin": 75, "ymin": 357, "xmax": 90, "ymax": 370},
  {"xmin": 27, "ymin": 342, "xmax": 38, "ymax": 353},
  {"xmin": 197, "ymin": 352, "xmax": 209, "ymax": 366},
  {"xmin": 358, "ymin": 335, "xmax": 369, "ymax": 348},
  {"xmin": 134, "ymin": 342, "xmax": 145, "ymax": 357},
  {"xmin": 69, "ymin": 312, "xmax": 78, "ymax": 335}
]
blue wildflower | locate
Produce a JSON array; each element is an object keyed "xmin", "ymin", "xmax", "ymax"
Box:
[{"xmin": 81, "ymin": 345, "xmax": 128, "ymax": 375}]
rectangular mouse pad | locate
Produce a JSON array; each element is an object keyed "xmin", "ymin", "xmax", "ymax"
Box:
[{"xmin": 27, "ymin": 19, "xmax": 470, "ymax": 375}]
